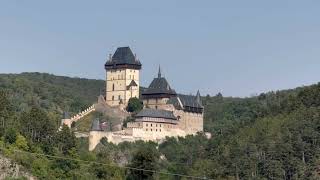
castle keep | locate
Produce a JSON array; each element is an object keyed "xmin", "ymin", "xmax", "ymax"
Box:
[
  {"xmin": 88, "ymin": 47, "xmax": 205, "ymax": 150},
  {"xmin": 105, "ymin": 47, "xmax": 142, "ymax": 106}
]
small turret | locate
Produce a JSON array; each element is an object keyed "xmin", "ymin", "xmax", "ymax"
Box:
[
  {"xmin": 63, "ymin": 112, "xmax": 70, "ymax": 119},
  {"xmin": 196, "ymin": 90, "xmax": 202, "ymax": 106},
  {"xmin": 158, "ymin": 65, "xmax": 162, "ymax": 78},
  {"xmin": 91, "ymin": 118, "xmax": 102, "ymax": 131}
]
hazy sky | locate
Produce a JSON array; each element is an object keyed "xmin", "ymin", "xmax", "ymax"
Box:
[{"xmin": 1, "ymin": 1, "xmax": 320, "ymax": 97}]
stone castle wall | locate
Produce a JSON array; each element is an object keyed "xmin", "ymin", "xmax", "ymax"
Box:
[
  {"xmin": 61, "ymin": 104, "xmax": 95, "ymax": 129},
  {"xmin": 142, "ymin": 99, "xmax": 204, "ymax": 135},
  {"xmin": 89, "ymin": 123, "xmax": 187, "ymax": 151},
  {"xmin": 106, "ymin": 69, "xmax": 140, "ymax": 106}
]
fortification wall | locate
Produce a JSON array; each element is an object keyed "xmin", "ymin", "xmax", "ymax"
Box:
[
  {"xmin": 174, "ymin": 109, "xmax": 204, "ymax": 134},
  {"xmin": 61, "ymin": 104, "xmax": 95, "ymax": 129},
  {"xmin": 89, "ymin": 126, "xmax": 188, "ymax": 151}
]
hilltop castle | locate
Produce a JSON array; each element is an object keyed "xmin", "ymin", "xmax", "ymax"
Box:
[{"xmin": 88, "ymin": 47, "xmax": 204, "ymax": 150}]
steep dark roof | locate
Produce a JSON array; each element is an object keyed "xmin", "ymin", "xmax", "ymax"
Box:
[
  {"xmin": 126, "ymin": 80, "xmax": 138, "ymax": 90},
  {"xmin": 128, "ymin": 80, "xmax": 138, "ymax": 87},
  {"xmin": 142, "ymin": 77, "xmax": 177, "ymax": 97},
  {"xmin": 105, "ymin": 47, "xmax": 142, "ymax": 70},
  {"xmin": 167, "ymin": 93, "xmax": 204, "ymax": 113},
  {"xmin": 178, "ymin": 94, "xmax": 203, "ymax": 108},
  {"xmin": 166, "ymin": 97, "xmax": 183, "ymax": 110},
  {"xmin": 135, "ymin": 108, "xmax": 177, "ymax": 120},
  {"xmin": 142, "ymin": 67, "xmax": 176, "ymax": 98}
]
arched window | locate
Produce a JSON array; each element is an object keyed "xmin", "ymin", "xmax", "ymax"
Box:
[{"xmin": 112, "ymin": 84, "xmax": 115, "ymax": 91}]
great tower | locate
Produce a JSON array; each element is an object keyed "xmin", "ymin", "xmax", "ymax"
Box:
[{"xmin": 105, "ymin": 47, "xmax": 142, "ymax": 107}]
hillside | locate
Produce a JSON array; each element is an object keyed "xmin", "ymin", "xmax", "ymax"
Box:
[
  {"xmin": 0, "ymin": 72, "xmax": 105, "ymax": 115},
  {"xmin": 0, "ymin": 72, "xmax": 320, "ymax": 179}
]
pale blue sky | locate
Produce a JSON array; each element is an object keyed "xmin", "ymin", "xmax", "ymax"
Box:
[{"xmin": 1, "ymin": 1, "xmax": 320, "ymax": 97}]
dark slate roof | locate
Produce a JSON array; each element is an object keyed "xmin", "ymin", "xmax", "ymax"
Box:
[
  {"xmin": 135, "ymin": 108, "xmax": 177, "ymax": 120},
  {"xmin": 128, "ymin": 80, "xmax": 138, "ymax": 87},
  {"xmin": 142, "ymin": 77, "xmax": 177, "ymax": 96},
  {"xmin": 178, "ymin": 94, "xmax": 203, "ymax": 108},
  {"xmin": 105, "ymin": 47, "xmax": 142, "ymax": 69},
  {"xmin": 166, "ymin": 97, "xmax": 183, "ymax": 110},
  {"xmin": 91, "ymin": 118, "xmax": 102, "ymax": 131},
  {"xmin": 167, "ymin": 93, "xmax": 204, "ymax": 112}
]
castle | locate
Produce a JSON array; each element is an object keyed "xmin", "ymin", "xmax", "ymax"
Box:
[{"xmin": 88, "ymin": 47, "xmax": 204, "ymax": 151}]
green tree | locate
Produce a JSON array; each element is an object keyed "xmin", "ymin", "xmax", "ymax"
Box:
[
  {"xmin": 19, "ymin": 107, "xmax": 56, "ymax": 143},
  {"xmin": 14, "ymin": 134, "xmax": 29, "ymax": 151},
  {"xmin": 0, "ymin": 90, "xmax": 14, "ymax": 136},
  {"xmin": 127, "ymin": 97, "xmax": 143, "ymax": 113},
  {"xmin": 127, "ymin": 145, "xmax": 160, "ymax": 180},
  {"xmin": 4, "ymin": 128, "xmax": 17, "ymax": 144},
  {"xmin": 55, "ymin": 125, "xmax": 77, "ymax": 155}
]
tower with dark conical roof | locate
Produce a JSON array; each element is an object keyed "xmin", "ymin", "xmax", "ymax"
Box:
[
  {"xmin": 105, "ymin": 47, "xmax": 142, "ymax": 107},
  {"xmin": 142, "ymin": 66, "xmax": 177, "ymax": 109}
]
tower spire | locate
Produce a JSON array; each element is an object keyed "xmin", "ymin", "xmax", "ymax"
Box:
[
  {"xmin": 196, "ymin": 90, "xmax": 202, "ymax": 105},
  {"xmin": 158, "ymin": 65, "xmax": 161, "ymax": 78}
]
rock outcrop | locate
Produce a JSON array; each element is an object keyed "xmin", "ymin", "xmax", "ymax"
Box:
[{"xmin": 0, "ymin": 155, "xmax": 35, "ymax": 180}]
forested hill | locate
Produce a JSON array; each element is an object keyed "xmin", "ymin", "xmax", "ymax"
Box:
[
  {"xmin": 1, "ymin": 72, "xmax": 320, "ymax": 179},
  {"xmin": 0, "ymin": 72, "xmax": 105, "ymax": 114}
]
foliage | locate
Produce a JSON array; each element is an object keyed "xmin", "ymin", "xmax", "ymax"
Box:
[
  {"xmin": 55, "ymin": 125, "xmax": 77, "ymax": 155},
  {"xmin": 0, "ymin": 72, "xmax": 104, "ymax": 115},
  {"xmin": 126, "ymin": 97, "xmax": 143, "ymax": 113},
  {"xmin": 19, "ymin": 107, "xmax": 56, "ymax": 143},
  {"xmin": 14, "ymin": 134, "xmax": 29, "ymax": 151},
  {"xmin": 127, "ymin": 145, "xmax": 160, "ymax": 180},
  {"xmin": 4, "ymin": 128, "xmax": 17, "ymax": 144},
  {"xmin": 1, "ymin": 73, "xmax": 320, "ymax": 179}
]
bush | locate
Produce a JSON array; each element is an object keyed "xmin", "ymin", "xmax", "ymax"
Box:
[
  {"xmin": 14, "ymin": 135, "xmax": 29, "ymax": 151},
  {"xmin": 126, "ymin": 98, "xmax": 143, "ymax": 113},
  {"xmin": 4, "ymin": 128, "xmax": 17, "ymax": 144}
]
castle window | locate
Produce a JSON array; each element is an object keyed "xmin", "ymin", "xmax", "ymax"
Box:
[
  {"xmin": 160, "ymin": 124, "xmax": 161, "ymax": 127},
  {"xmin": 156, "ymin": 129, "xmax": 158, "ymax": 132},
  {"xmin": 156, "ymin": 124, "xmax": 158, "ymax": 127},
  {"xmin": 112, "ymin": 96, "xmax": 114, "ymax": 101},
  {"xmin": 118, "ymin": 95, "xmax": 121, "ymax": 100},
  {"xmin": 160, "ymin": 129, "xmax": 161, "ymax": 132},
  {"xmin": 133, "ymin": 75, "xmax": 135, "ymax": 79},
  {"xmin": 155, "ymin": 106, "xmax": 158, "ymax": 109},
  {"xmin": 112, "ymin": 84, "xmax": 115, "ymax": 91},
  {"xmin": 146, "ymin": 129, "xmax": 148, "ymax": 131},
  {"xmin": 146, "ymin": 124, "xmax": 148, "ymax": 127},
  {"xmin": 151, "ymin": 129, "xmax": 153, "ymax": 131},
  {"xmin": 151, "ymin": 124, "xmax": 153, "ymax": 127}
]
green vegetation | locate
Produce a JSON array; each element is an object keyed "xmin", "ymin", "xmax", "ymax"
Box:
[
  {"xmin": 0, "ymin": 72, "xmax": 104, "ymax": 114},
  {"xmin": 0, "ymin": 72, "xmax": 320, "ymax": 179},
  {"xmin": 127, "ymin": 97, "xmax": 143, "ymax": 113}
]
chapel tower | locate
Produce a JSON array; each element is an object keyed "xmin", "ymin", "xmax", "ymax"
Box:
[{"xmin": 105, "ymin": 47, "xmax": 142, "ymax": 107}]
